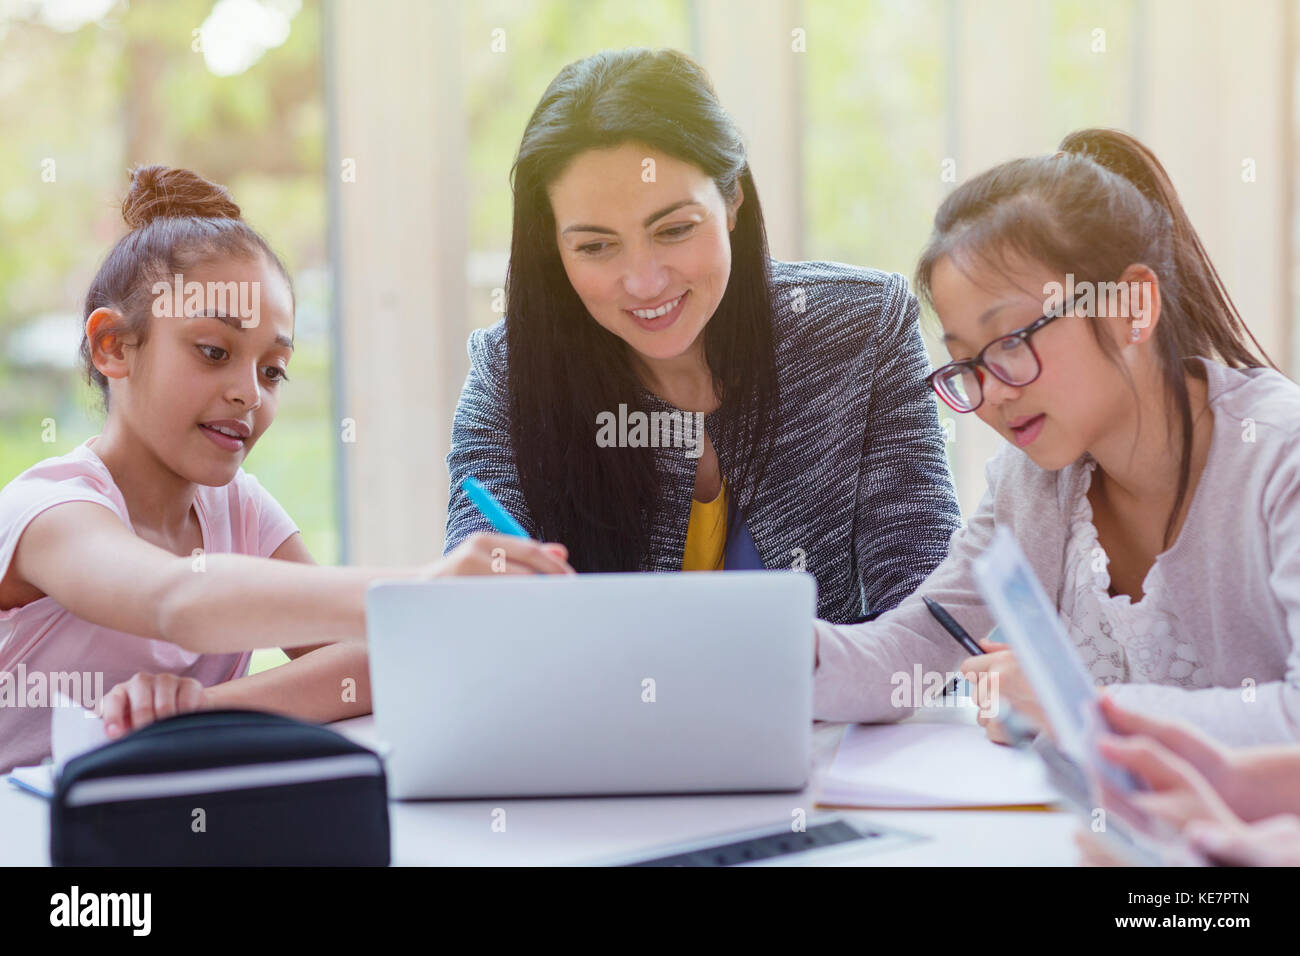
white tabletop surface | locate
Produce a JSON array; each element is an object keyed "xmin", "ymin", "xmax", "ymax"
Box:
[{"xmin": 1, "ymin": 711, "xmax": 1081, "ymax": 866}]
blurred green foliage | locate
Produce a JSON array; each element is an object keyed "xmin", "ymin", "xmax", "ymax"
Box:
[{"xmin": 0, "ymin": 0, "xmax": 333, "ymax": 572}]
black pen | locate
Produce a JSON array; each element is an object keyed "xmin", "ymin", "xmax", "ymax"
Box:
[
  {"xmin": 923, "ymin": 596, "xmax": 983, "ymax": 655},
  {"xmin": 923, "ymin": 596, "xmax": 984, "ymax": 696}
]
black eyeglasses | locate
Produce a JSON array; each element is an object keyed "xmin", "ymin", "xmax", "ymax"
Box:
[{"xmin": 927, "ymin": 310, "xmax": 1066, "ymax": 413}]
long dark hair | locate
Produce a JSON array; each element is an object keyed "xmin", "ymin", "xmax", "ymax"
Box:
[
  {"xmin": 914, "ymin": 127, "xmax": 1275, "ymax": 548},
  {"xmin": 505, "ymin": 48, "xmax": 779, "ymax": 571}
]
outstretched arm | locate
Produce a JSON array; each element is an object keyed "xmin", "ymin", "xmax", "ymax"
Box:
[{"xmin": 10, "ymin": 501, "xmax": 571, "ymax": 655}]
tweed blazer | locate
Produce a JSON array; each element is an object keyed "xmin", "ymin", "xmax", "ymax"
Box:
[{"xmin": 444, "ymin": 257, "xmax": 962, "ymax": 624}]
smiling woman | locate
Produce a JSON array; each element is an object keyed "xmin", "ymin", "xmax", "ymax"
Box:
[{"xmin": 444, "ymin": 48, "xmax": 963, "ymax": 638}]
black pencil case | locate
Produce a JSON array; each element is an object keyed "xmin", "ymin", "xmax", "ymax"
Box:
[{"xmin": 50, "ymin": 709, "xmax": 389, "ymax": 866}]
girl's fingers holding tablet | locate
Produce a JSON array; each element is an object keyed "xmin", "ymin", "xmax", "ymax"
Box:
[
  {"xmin": 1098, "ymin": 734, "xmax": 1191, "ymax": 790},
  {"xmin": 1097, "ymin": 693, "xmax": 1225, "ymax": 777},
  {"xmin": 1188, "ymin": 817, "xmax": 1300, "ymax": 867},
  {"xmin": 1098, "ymin": 734, "xmax": 1239, "ymax": 829}
]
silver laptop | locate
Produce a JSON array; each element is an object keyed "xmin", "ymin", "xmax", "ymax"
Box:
[{"xmin": 366, "ymin": 571, "xmax": 815, "ymax": 799}]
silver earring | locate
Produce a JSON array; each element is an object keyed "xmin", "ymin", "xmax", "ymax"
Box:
[{"xmin": 1130, "ymin": 327, "xmax": 1141, "ymax": 342}]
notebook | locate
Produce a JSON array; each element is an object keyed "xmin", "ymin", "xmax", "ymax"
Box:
[
  {"xmin": 817, "ymin": 707, "xmax": 1061, "ymax": 810},
  {"xmin": 6, "ymin": 693, "xmax": 108, "ymax": 799}
]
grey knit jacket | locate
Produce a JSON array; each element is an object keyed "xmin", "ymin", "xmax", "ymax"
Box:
[{"xmin": 444, "ymin": 258, "xmax": 962, "ymax": 625}]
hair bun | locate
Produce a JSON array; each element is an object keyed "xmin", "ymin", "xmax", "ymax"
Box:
[{"xmin": 121, "ymin": 165, "xmax": 242, "ymax": 229}]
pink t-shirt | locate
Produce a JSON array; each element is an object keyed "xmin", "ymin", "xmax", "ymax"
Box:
[{"xmin": 0, "ymin": 437, "xmax": 298, "ymax": 772}]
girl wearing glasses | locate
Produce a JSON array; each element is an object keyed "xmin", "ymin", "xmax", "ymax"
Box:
[{"xmin": 816, "ymin": 128, "xmax": 1300, "ymax": 747}]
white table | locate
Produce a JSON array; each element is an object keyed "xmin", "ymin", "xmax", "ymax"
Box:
[{"xmin": 0, "ymin": 716, "xmax": 1081, "ymax": 866}]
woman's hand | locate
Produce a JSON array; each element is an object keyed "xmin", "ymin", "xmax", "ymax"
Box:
[
  {"xmin": 432, "ymin": 532, "xmax": 575, "ymax": 577},
  {"xmin": 102, "ymin": 672, "xmax": 209, "ymax": 740},
  {"xmin": 1186, "ymin": 815, "xmax": 1300, "ymax": 867},
  {"xmin": 959, "ymin": 638, "xmax": 1051, "ymax": 745}
]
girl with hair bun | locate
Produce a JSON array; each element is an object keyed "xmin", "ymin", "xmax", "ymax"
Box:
[
  {"xmin": 0, "ymin": 166, "xmax": 571, "ymax": 773},
  {"xmin": 816, "ymin": 129, "xmax": 1300, "ymax": 747}
]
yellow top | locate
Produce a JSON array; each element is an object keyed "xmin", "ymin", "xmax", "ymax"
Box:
[{"xmin": 682, "ymin": 482, "xmax": 727, "ymax": 571}]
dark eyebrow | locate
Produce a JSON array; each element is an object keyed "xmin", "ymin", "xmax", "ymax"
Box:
[
  {"xmin": 187, "ymin": 313, "xmax": 293, "ymax": 350},
  {"xmin": 940, "ymin": 300, "xmax": 1026, "ymax": 345},
  {"xmin": 560, "ymin": 199, "xmax": 702, "ymax": 237}
]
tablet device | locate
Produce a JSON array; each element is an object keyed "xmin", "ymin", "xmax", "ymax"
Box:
[
  {"xmin": 1034, "ymin": 736, "xmax": 1204, "ymax": 866},
  {"xmin": 973, "ymin": 527, "xmax": 1122, "ymax": 767},
  {"xmin": 972, "ymin": 528, "xmax": 1210, "ymax": 864}
]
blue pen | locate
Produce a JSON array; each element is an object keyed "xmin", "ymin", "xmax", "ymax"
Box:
[{"xmin": 461, "ymin": 476, "xmax": 530, "ymax": 538}]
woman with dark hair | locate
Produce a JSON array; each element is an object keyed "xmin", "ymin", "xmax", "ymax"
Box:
[{"xmin": 445, "ymin": 48, "xmax": 961, "ymax": 634}]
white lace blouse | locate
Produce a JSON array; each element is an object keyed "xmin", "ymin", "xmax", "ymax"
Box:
[
  {"xmin": 815, "ymin": 358, "xmax": 1300, "ymax": 746},
  {"xmin": 1060, "ymin": 454, "xmax": 1214, "ymax": 690}
]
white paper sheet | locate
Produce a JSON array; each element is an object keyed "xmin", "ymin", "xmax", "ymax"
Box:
[
  {"xmin": 818, "ymin": 717, "xmax": 1061, "ymax": 809},
  {"xmin": 6, "ymin": 693, "xmax": 108, "ymax": 798},
  {"xmin": 51, "ymin": 692, "xmax": 108, "ymax": 773}
]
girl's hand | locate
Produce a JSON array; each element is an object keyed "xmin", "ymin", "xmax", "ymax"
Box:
[
  {"xmin": 102, "ymin": 672, "xmax": 208, "ymax": 740},
  {"xmin": 431, "ymin": 532, "xmax": 575, "ymax": 577},
  {"xmin": 1095, "ymin": 730, "xmax": 1243, "ymax": 832},
  {"xmin": 959, "ymin": 638, "xmax": 1051, "ymax": 745},
  {"xmin": 1187, "ymin": 815, "xmax": 1300, "ymax": 867},
  {"xmin": 1072, "ymin": 826, "xmax": 1136, "ymax": 867},
  {"xmin": 1095, "ymin": 694, "xmax": 1251, "ymax": 815}
]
